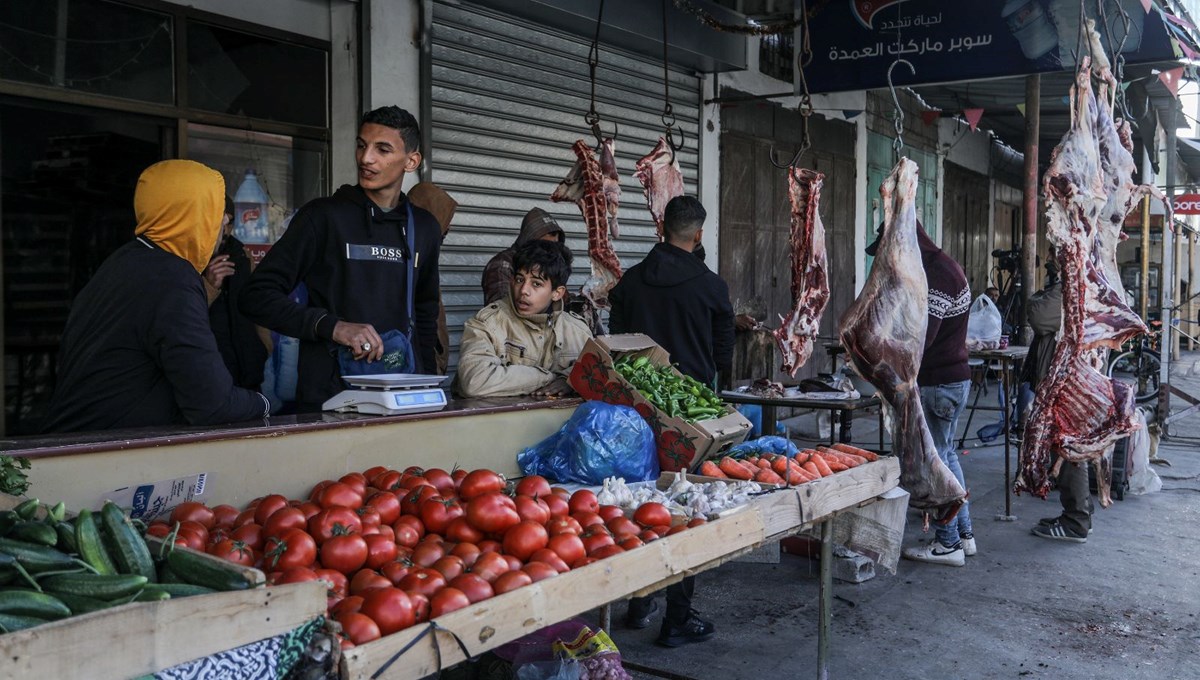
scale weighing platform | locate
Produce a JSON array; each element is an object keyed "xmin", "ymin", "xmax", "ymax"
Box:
[{"xmin": 322, "ymin": 373, "xmax": 449, "ymax": 416}]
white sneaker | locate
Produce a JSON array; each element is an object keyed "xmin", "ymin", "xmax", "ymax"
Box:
[
  {"xmin": 902, "ymin": 539, "xmax": 965, "ymax": 567},
  {"xmin": 962, "ymin": 537, "xmax": 977, "ymax": 557}
]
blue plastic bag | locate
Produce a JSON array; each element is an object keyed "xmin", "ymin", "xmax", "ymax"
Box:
[
  {"xmin": 517, "ymin": 401, "xmax": 658, "ymax": 484},
  {"xmin": 736, "ymin": 404, "xmax": 763, "ymax": 438},
  {"xmin": 727, "ymin": 435, "xmax": 799, "ymax": 459}
]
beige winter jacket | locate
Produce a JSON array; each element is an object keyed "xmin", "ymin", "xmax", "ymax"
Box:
[{"xmin": 453, "ymin": 296, "xmax": 592, "ymax": 398}]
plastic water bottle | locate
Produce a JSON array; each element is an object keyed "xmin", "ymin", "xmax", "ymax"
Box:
[{"xmin": 233, "ymin": 169, "xmax": 270, "ymax": 244}]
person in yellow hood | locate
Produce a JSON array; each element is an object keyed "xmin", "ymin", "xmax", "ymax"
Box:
[{"xmin": 43, "ymin": 160, "xmax": 270, "ymax": 433}]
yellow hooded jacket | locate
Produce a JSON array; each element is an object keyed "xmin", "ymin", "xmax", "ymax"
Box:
[{"xmin": 134, "ymin": 160, "xmax": 225, "ymax": 273}]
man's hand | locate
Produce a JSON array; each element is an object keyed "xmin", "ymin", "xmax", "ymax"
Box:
[
  {"xmin": 203, "ymin": 254, "xmax": 235, "ymax": 291},
  {"xmin": 532, "ymin": 377, "xmax": 574, "ymax": 398},
  {"xmin": 332, "ymin": 321, "xmax": 383, "ymax": 362},
  {"xmin": 735, "ymin": 314, "xmax": 758, "ymax": 332}
]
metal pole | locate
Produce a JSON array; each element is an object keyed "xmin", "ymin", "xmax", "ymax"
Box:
[
  {"xmin": 817, "ymin": 519, "xmax": 833, "ymax": 680},
  {"xmin": 1190, "ymin": 233, "xmax": 1196, "ymax": 350},
  {"xmin": 1159, "ymin": 107, "xmax": 1177, "ymax": 423},
  {"xmin": 1175, "ymin": 226, "xmax": 1183, "ymax": 359},
  {"xmin": 1141, "ymin": 195, "xmax": 1151, "ymax": 319},
  {"xmin": 1021, "ymin": 75, "xmax": 1041, "ymax": 345}
]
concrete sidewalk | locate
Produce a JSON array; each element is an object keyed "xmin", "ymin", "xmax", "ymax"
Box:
[{"xmin": 612, "ymin": 355, "xmax": 1200, "ymax": 680}]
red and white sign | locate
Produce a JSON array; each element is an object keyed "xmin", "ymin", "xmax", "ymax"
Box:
[{"xmin": 1171, "ymin": 193, "xmax": 1200, "ymax": 215}]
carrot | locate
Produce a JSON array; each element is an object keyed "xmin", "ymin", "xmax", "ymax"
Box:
[
  {"xmin": 754, "ymin": 468, "xmax": 786, "ymax": 485},
  {"xmin": 810, "ymin": 453, "xmax": 834, "ymax": 477},
  {"xmin": 699, "ymin": 460, "xmax": 727, "ymax": 478},
  {"xmin": 787, "ymin": 468, "xmax": 813, "ymax": 484},
  {"xmin": 818, "ymin": 447, "xmax": 863, "ymax": 468},
  {"xmin": 771, "ymin": 456, "xmax": 791, "ymax": 475},
  {"xmin": 831, "ymin": 443, "xmax": 879, "ymax": 461},
  {"xmin": 816, "ymin": 452, "xmax": 849, "ymax": 472},
  {"xmin": 802, "ymin": 460, "xmax": 823, "ymax": 478},
  {"xmin": 719, "ymin": 457, "xmax": 754, "ymax": 480},
  {"xmin": 754, "ymin": 458, "xmax": 772, "ymax": 470}
]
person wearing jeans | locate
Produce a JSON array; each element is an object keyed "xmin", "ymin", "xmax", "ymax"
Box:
[{"xmin": 921, "ymin": 381, "xmax": 974, "ymax": 553}]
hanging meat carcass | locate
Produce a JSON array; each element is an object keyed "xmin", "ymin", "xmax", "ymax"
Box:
[
  {"xmin": 550, "ymin": 139, "xmax": 623, "ymax": 308},
  {"xmin": 772, "ymin": 167, "xmax": 830, "ymax": 377},
  {"xmin": 1014, "ymin": 48, "xmax": 1158, "ymax": 506},
  {"xmin": 634, "ymin": 137, "xmax": 685, "ymax": 240},
  {"xmin": 838, "ymin": 158, "xmax": 965, "ymax": 521}
]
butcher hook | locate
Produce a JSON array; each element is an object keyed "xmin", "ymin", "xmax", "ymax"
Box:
[
  {"xmin": 589, "ymin": 118, "xmax": 618, "ymax": 148},
  {"xmin": 887, "ymin": 58, "xmax": 915, "ymax": 153}
]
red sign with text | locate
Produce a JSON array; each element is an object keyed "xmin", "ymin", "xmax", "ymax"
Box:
[{"xmin": 1172, "ymin": 193, "xmax": 1200, "ymax": 215}]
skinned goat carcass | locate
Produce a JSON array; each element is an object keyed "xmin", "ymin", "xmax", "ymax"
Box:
[
  {"xmin": 838, "ymin": 158, "xmax": 965, "ymax": 522},
  {"xmin": 634, "ymin": 137, "xmax": 685, "ymax": 240},
  {"xmin": 550, "ymin": 139, "xmax": 623, "ymax": 309},
  {"xmin": 772, "ymin": 167, "xmax": 830, "ymax": 377}
]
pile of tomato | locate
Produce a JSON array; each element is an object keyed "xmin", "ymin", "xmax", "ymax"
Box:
[{"xmin": 145, "ymin": 466, "xmax": 703, "ymax": 648}]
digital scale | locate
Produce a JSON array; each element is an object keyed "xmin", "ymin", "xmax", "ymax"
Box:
[{"xmin": 321, "ymin": 373, "xmax": 449, "ymax": 416}]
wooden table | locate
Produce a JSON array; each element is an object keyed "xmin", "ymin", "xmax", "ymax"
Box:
[
  {"xmin": 961, "ymin": 346, "xmax": 1029, "ymax": 521},
  {"xmin": 721, "ymin": 390, "xmax": 885, "ymax": 451}
]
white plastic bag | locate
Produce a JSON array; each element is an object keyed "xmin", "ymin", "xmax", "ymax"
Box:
[
  {"xmin": 1127, "ymin": 408, "xmax": 1161, "ymax": 495},
  {"xmin": 966, "ymin": 295, "xmax": 1003, "ymax": 350}
]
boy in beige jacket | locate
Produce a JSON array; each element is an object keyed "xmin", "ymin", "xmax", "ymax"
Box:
[{"xmin": 454, "ymin": 241, "xmax": 592, "ymax": 397}]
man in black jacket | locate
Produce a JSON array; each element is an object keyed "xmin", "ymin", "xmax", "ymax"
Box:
[
  {"xmin": 610, "ymin": 196, "xmax": 734, "ymax": 647},
  {"xmin": 241, "ymin": 106, "xmax": 442, "ymax": 409},
  {"xmin": 204, "ymin": 196, "xmax": 269, "ymax": 391}
]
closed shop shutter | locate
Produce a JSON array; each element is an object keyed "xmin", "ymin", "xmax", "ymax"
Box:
[{"xmin": 430, "ymin": 0, "xmax": 702, "ymax": 371}]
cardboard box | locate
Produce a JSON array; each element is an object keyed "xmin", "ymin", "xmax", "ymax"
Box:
[{"xmin": 569, "ymin": 334, "xmax": 751, "ymax": 472}]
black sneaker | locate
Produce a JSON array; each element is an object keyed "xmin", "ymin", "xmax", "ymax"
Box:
[
  {"xmin": 625, "ymin": 598, "xmax": 659, "ymax": 630},
  {"xmin": 1038, "ymin": 515, "xmax": 1093, "ymax": 535},
  {"xmin": 655, "ymin": 610, "xmax": 715, "ymax": 647},
  {"xmin": 1031, "ymin": 519, "xmax": 1087, "ymax": 543}
]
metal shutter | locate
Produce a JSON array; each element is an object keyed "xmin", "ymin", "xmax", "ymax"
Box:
[{"xmin": 430, "ymin": 0, "xmax": 702, "ymax": 371}]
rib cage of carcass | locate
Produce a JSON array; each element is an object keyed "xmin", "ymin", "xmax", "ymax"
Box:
[
  {"xmin": 1014, "ymin": 39, "xmax": 1163, "ymax": 507},
  {"xmin": 773, "ymin": 167, "xmax": 830, "ymax": 377},
  {"xmin": 550, "ymin": 139, "xmax": 624, "ymax": 309}
]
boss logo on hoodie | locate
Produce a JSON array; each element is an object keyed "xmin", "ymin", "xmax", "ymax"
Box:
[{"xmin": 345, "ymin": 243, "xmax": 408, "ymax": 263}]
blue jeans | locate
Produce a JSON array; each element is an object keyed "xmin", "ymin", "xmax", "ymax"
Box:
[{"xmin": 920, "ymin": 380, "xmax": 973, "ymax": 547}]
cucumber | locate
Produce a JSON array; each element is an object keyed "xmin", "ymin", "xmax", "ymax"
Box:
[
  {"xmin": 99, "ymin": 503, "xmax": 156, "ymax": 582},
  {"xmin": 0, "ymin": 590, "xmax": 71, "ymax": 619},
  {"xmin": 9, "ymin": 522, "xmax": 57, "ymax": 547},
  {"xmin": 0, "ymin": 538, "xmax": 78, "ymax": 573},
  {"xmin": 12, "ymin": 499, "xmax": 40, "ymax": 520},
  {"xmin": 0, "ymin": 511, "xmax": 17, "ymax": 536},
  {"xmin": 46, "ymin": 502, "xmax": 66, "ymax": 524},
  {"xmin": 51, "ymin": 591, "xmax": 114, "ymax": 615},
  {"xmin": 145, "ymin": 582, "xmax": 215, "ymax": 598},
  {"xmin": 0, "ymin": 571, "xmax": 14, "ymax": 587},
  {"xmin": 166, "ymin": 548, "xmax": 254, "ymax": 592},
  {"xmin": 0, "ymin": 613, "xmax": 49, "ymax": 633},
  {"xmin": 54, "ymin": 521, "xmax": 78, "ymax": 555},
  {"xmin": 40, "ymin": 573, "xmax": 148, "ymax": 601},
  {"xmin": 132, "ymin": 588, "xmax": 171, "ymax": 602},
  {"xmin": 75, "ymin": 510, "xmax": 117, "ymax": 577},
  {"xmin": 157, "ymin": 565, "xmax": 185, "ymax": 584}
]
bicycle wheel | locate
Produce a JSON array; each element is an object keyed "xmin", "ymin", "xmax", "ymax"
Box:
[{"xmin": 1107, "ymin": 350, "xmax": 1161, "ymax": 403}]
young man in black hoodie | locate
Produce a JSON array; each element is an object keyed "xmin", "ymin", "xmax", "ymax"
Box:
[
  {"xmin": 610, "ymin": 195, "xmax": 734, "ymax": 647},
  {"xmin": 241, "ymin": 106, "xmax": 442, "ymax": 410}
]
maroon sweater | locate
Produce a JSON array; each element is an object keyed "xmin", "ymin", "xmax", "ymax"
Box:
[{"xmin": 917, "ymin": 229, "xmax": 971, "ymax": 386}]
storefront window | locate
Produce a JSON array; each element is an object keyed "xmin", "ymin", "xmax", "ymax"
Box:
[
  {"xmin": 187, "ymin": 21, "xmax": 326, "ymax": 128},
  {"xmin": 0, "ymin": 0, "xmax": 173, "ymax": 104}
]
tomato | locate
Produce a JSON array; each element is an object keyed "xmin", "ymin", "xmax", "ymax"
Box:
[
  {"xmin": 514, "ymin": 496, "xmax": 550, "ymax": 525},
  {"xmin": 445, "ymin": 517, "xmax": 484, "ymax": 544},
  {"xmin": 687, "ymin": 517, "xmax": 707, "ymax": 528},
  {"xmin": 319, "ymin": 482, "xmax": 364, "ymax": 510},
  {"xmin": 514, "ymin": 475, "xmax": 551, "ymax": 499},
  {"xmin": 408, "ymin": 592, "xmax": 431, "ymax": 623},
  {"xmin": 380, "ymin": 560, "xmax": 412, "ymax": 586},
  {"xmin": 331, "ymin": 595, "xmax": 364, "ymax": 618},
  {"xmin": 265, "ymin": 528, "xmax": 317, "ymax": 570},
  {"xmin": 449, "ymin": 573, "xmax": 494, "ymax": 604},
  {"xmin": 365, "ymin": 491, "xmax": 401, "ymax": 525},
  {"xmin": 171, "ymin": 501, "xmax": 215, "ymax": 529},
  {"xmin": 580, "ymin": 530, "xmax": 615, "ymax": 556},
  {"xmin": 349, "ymin": 568, "xmax": 392, "ymax": 595},
  {"xmin": 339, "ymin": 472, "xmax": 368, "ymax": 498},
  {"xmin": 451, "ymin": 468, "xmax": 468, "ymax": 487},
  {"xmin": 528, "ymin": 548, "xmax": 570, "ymax": 574},
  {"xmin": 651, "ymin": 525, "xmax": 672, "ymax": 536},
  {"xmin": 590, "ymin": 544, "xmax": 625, "ymax": 559},
  {"xmin": 633, "ymin": 502, "xmax": 672, "ymax": 529},
  {"xmin": 145, "ymin": 522, "xmax": 171, "ymax": 539},
  {"xmin": 597, "ymin": 505, "xmax": 625, "ymax": 522},
  {"xmin": 321, "ymin": 534, "xmax": 369, "ymax": 575},
  {"xmin": 400, "ymin": 485, "xmax": 440, "ymax": 517},
  {"xmin": 234, "ymin": 508, "xmax": 258, "ymax": 528},
  {"xmin": 572, "ymin": 557, "xmax": 597, "ymax": 568},
  {"xmin": 210, "ymin": 504, "xmax": 240, "ymax": 529},
  {"xmin": 469, "ymin": 552, "xmax": 510, "ymax": 583},
  {"xmin": 398, "ymin": 568, "xmax": 446, "ymax": 598},
  {"xmin": 522, "ymin": 562, "xmax": 558, "ymax": 583},
  {"xmin": 546, "ymin": 534, "xmax": 586, "ymax": 566},
  {"xmin": 263, "ymin": 507, "xmax": 308, "ymax": 540},
  {"xmin": 430, "ymin": 587, "xmax": 471, "ymax": 618},
  {"xmin": 177, "ymin": 520, "xmax": 210, "ymax": 546},
  {"xmin": 206, "ymin": 527, "xmax": 231, "ymax": 546},
  {"xmin": 477, "ymin": 539, "xmax": 502, "ymax": 554},
  {"xmin": 276, "ymin": 566, "xmax": 320, "ymax": 584},
  {"xmin": 459, "ymin": 470, "xmax": 505, "ymax": 500},
  {"xmin": 638, "ymin": 529, "xmax": 660, "ymax": 543},
  {"xmin": 542, "ymin": 493, "xmax": 569, "ymax": 518},
  {"xmin": 422, "ymin": 468, "xmax": 456, "ymax": 495},
  {"xmin": 175, "ymin": 525, "xmax": 207, "ymax": 552},
  {"xmin": 363, "ymin": 534, "xmax": 398, "ymax": 570},
  {"xmin": 337, "ymin": 612, "xmax": 381, "ymax": 645},
  {"xmin": 360, "ymin": 587, "xmax": 415, "ymax": 635},
  {"xmin": 254, "ymin": 495, "xmax": 290, "ymax": 526},
  {"xmin": 374, "ymin": 470, "xmax": 404, "ymax": 493},
  {"xmin": 549, "ymin": 487, "xmax": 571, "ymax": 500},
  {"xmin": 606, "ymin": 516, "xmax": 641, "ymax": 540},
  {"xmin": 666, "ymin": 525, "xmax": 688, "ymax": 536},
  {"xmin": 546, "ymin": 517, "xmax": 583, "ymax": 537},
  {"xmin": 411, "ymin": 542, "xmax": 445, "ymax": 568},
  {"xmin": 571, "ymin": 512, "xmax": 604, "ymax": 528},
  {"xmin": 399, "ymin": 475, "xmax": 434, "ymax": 492},
  {"xmin": 619, "ymin": 536, "xmax": 644, "ymax": 550},
  {"xmin": 209, "ymin": 539, "xmax": 256, "ymax": 567},
  {"xmin": 419, "ymin": 496, "xmax": 465, "ymax": 535},
  {"xmin": 465, "ymin": 492, "xmax": 520, "ymax": 534},
  {"xmin": 392, "ymin": 523, "xmax": 422, "ymax": 549},
  {"xmin": 308, "ymin": 480, "xmax": 333, "ymax": 503},
  {"xmin": 231, "ymin": 523, "xmax": 264, "ymax": 551},
  {"xmin": 492, "ymin": 570, "xmax": 533, "ymax": 594},
  {"xmin": 362, "ymin": 466, "xmax": 389, "ymax": 486},
  {"xmin": 315, "ymin": 568, "xmax": 349, "ymax": 598},
  {"xmin": 403, "ymin": 465, "xmax": 426, "ymax": 476},
  {"xmin": 432, "ymin": 555, "xmax": 465, "ymax": 581},
  {"xmin": 502, "ymin": 521, "xmax": 548, "ymax": 561},
  {"xmin": 309, "ymin": 507, "xmax": 363, "ymax": 545},
  {"xmin": 449, "ymin": 542, "xmax": 481, "ymax": 569},
  {"xmin": 568, "ymin": 489, "xmax": 598, "ymax": 515}
]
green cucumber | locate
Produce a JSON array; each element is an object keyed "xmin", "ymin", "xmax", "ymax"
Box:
[
  {"xmin": 50, "ymin": 591, "xmax": 114, "ymax": 615},
  {"xmin": 145, "ymin": 582, "xmax": 214, "ymax": 598},
  {"xmin": 75, "ymin": 510, "xmax": 117, "ymax": 576},
  {"xmin": 54, "ymin": 521, "xmax": 78, "ymax": 555},
  {"xmin": 166, "ymin": 548, "xmax": 254, "ymax": 592},
  {"xmin": 0, "ymin": 590, "xmax": 70, "ymax": 619},
  {"xmin": 0, "ymin": 511, "xmax": 18, "ymax": 536},
  {"xmin": 99, "ymin": 503, "xmax": 156, "ymax": 582},
  {"xmin": 0, "ymin": 538, "xmax": 78, "ymax": 573},
  {"xmin": 157, "ymin": 565, "xmax": 185, "ymax": 584},
  {"xmin": 40, "ymin": 573, "xmax": 148, "ymax": 601},
  {"xmin": 0, "ymin": 613, "xmax": 49, "ymax": 633},
  {"xmin": 12, "ymin": 499, "xmax": 40, "ymax": 520},
  {"xmin": 9, "ymin": 522, "xmax": 57, "ymax": 547},
  {"xmin": 132, "ymin": 588, "xmax": 171, "ymax": 602},
  {"xmin": 46, "ymin": 502, "xmax": 66, "ymax": 524}
]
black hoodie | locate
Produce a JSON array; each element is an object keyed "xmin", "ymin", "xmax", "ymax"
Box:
[
  {"xmin": 241, "ymin": 185, "xmax": 442, "ymax": 406},
  {"xmin": 608, "ymin": 242, "xmax": 735, "ymax": 384}
]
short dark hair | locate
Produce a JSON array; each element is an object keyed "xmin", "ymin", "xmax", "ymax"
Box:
[
  {"xmin": 361, "ymin": 106, "xmax": 421, "ymax": 154},
  {"xmin": 513, "ymin": 240, "xmax": 573, "ymax": 290},
  {"xmin": 663, "ymin": 195, "xmax": 706, "ymax": 241}
]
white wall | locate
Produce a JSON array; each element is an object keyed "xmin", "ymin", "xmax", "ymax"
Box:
[
  {"xmin": 361, "ymin": 0, "xmax": 423, "ymax": 191},
  {"xmin": 938, "ymin": 118, "xmax": 991, "ymax": 176}
]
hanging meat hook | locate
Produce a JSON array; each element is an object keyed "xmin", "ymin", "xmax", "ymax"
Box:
[{"xmin": 888, "ymin": 58, "xmax": 915, "ymax": 153}]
